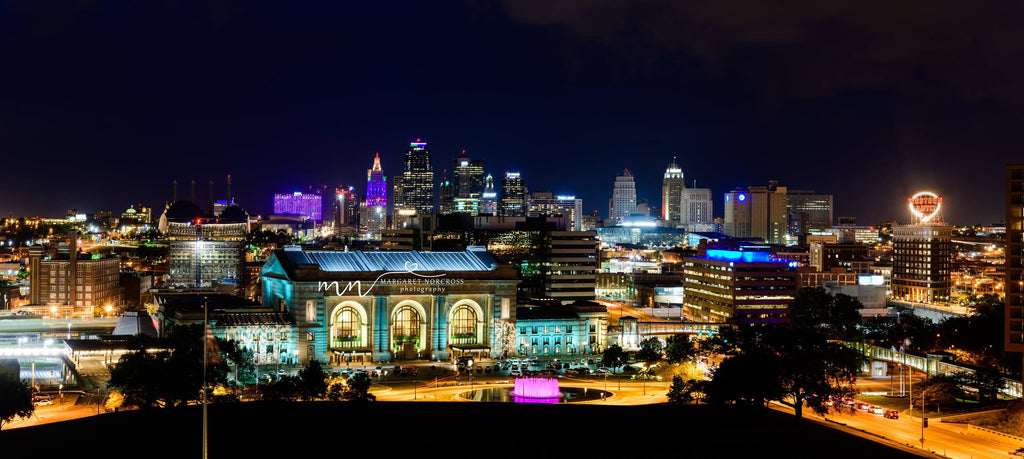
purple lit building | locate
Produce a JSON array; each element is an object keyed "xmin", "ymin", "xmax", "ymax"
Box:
[
  {"xmin": 274, "ymin": 192, "xmax": 323, "ymax": 222},
  {"xmin": 682, "ymin": 247, "xmax": 797, "ymax": 325},
  {"xmin": 364, "ymin": 153, "xmax": 387, "ymax": 238}
]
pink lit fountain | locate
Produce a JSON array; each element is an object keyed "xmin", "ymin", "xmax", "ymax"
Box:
[{"xmin": 511, "ymin": 377, "xmax": 561, "ymax": 404}]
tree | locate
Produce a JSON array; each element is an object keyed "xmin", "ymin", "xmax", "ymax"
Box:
[
  {"xmin": 768, "ymin": 328, "xmax": 861, "ymax": 419},
  {"xmin": 107, "ymin": 324, "xmax": 228, "ymax": 409},
  {"xmin": 704, "ymin": 349, "xmax": 784, "ymax": 408},
  {"xmin": 636, "ymin": 337, "xmax": 663, "ymax": 364},
  {"xmin": 788, "ymin": 287, "xmax": 863, "ymax": 341},
  {"xmin": 667, "ymin": 375, "xmax": 707, "ymax": 404},
  {"xmin": 218, "ymin": 339, "xmax": 256, "ymax": 384},
  {"xmin": 601, "ymin": 345, "xmax": 626, "ymax": 372},
  {"xmin": 664, "ymin": 335, "xmax": 697, "ymax": 364},
  {"xmin": 0, "ymin": 372, "xmax": 33, "ymax": 430},
  {"xmin": 703, "ymin": 327, "xmax": 861, "ymax": 420},
  {"xmin": 263, "ymin": 375, "xmax": 301, "ymax": 401},
  {"xmin": 342, "ymin": 372, "xmax": 376, "ymax": 402},
  {"xmin": 298, "ymin": 359, "xmax": 328, "ymax": 401},
  {"xmin": 910, "ymin": 374, "xmax": 960, "ymax": 414}
]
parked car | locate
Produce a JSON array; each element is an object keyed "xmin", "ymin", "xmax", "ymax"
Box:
[
  {"xmin": 883, "ymin": 410, "xmax": 900, "ymax": 419},
  {"xmin": 509, "ymin": 370, "xmax": 522, "ymax": 377}
]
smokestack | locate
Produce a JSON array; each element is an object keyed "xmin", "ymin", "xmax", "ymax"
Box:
[
  {"xmin": 226, "ymin": 174, "xmax": 232, "ymax": 204},
  {"xmin": 191, "ymin": 180, "xmax": 196, "ymax": 203},
  {"xmin": 173, "ymin": 180, "xmax": 178, "ymax": 202},
  {"xmin": 209, "ymin": 180, "xmax": 214, "ymax": 216}
]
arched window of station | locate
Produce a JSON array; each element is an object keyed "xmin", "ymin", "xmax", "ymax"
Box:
[
  {"xmin": 392, "ymin": 305, "xmax": 421, "ymax": 349},
  {"xmin": 330, "ymin": 304, "xmax": 365, "ymax": 349},
  {"xmin": 449, "ymin": 304, "xmax": 477, "ymax": 345}
]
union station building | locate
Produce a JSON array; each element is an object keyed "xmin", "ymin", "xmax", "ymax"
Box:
[{"xmin": 260, "ymin": 247, "xmax": 520, "ymax": 364}]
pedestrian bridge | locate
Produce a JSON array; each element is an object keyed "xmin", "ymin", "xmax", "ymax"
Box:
[{"xmin": 844, "ymin": 342, "xmax": 1022, "ymax": 398}]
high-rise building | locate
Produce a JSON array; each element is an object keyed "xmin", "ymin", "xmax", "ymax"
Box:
[
  {"xmin": 540, "ymin": 230, "xmax": 599, "ymax": 303},
  {"xmin": 662, "ymin": 158, "xmax": 685, "ymax": 226},
  {"xmin": 681, "ymin": 188, "xmax": 713, "ymax": 229},
  {"xmin": 480, "ymin": 174, "xmax": 498, "ymax": 216},
  {"xmin": 438, "ymin": 169, "xmax": 455, "ymax": 215},
  {"xmin": 528, "ymin": 192, "xmax": 583, "ymax": 231},
  {"xmin": 723, "ymin": 182, "xmax": 787, "ymax": 244},
  {"xmin": 334, "ymin": 186, "xmax": 359, "ymax": 228},
  {"xmin": 453, "ymin": 151, "xmax": 485, "ymax": 202},
  {"xmin": 161, "ymin": 201, "xmax": 249, "ymax": 291},
  {"xmin": 1006, "ymin": 166, "xmax": 1024, "ymax": 357},
  {"xmin": 723, "ymin": 189, "xmax": 751, "ymax": 238},
  {"xmin": 363, "ymin": 153, "xmax": 387, "ymax": 238},
  {"xmin": 609, "ymin": 169, "xmax": 636, "ymax": 221},
  {"xmin": 892, "ymin": 192, "xmax": 952, "ymax": 304},
  {"xmin": 398, "ymin": 140, "xmax": 435, "ymax": 216},
  {"xmin": 499, "ymin": 171, "xmax": 526, "ymax": 217},
  {"xmin": 787, "ymin": 190, "xmax": 834, "ymax": 236},
  {"xmin": 274, "ymin": 192, "xmax": 323, "ymax": 222},
  {"xmin": 682, "ymin": 247, "xmax": 796, "ymax": 325}
]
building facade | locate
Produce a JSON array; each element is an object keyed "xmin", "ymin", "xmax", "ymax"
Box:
[
  {"xmin": 515, "ymin": 303, "xmax": 609, "ymax": 357},
  {"xmin": 682, "ymin": 248, "xmax": 797, "ymax": 324},
  {"xmin": 528, "ymin": 192, "xmax": 583, "ymax": 231},
  {"xmin": 260, "ymin": 247, "xmax": 519, "ymax": 363},
  {"xmin": 499, "ymin": 171, "xmax": 526, "ymax": 217},
  {"xmin": 610, "ymin": 169, "xmax": 637, "ymax": 221},
  {"xmin": 786, "ymin": 190, "xmax": 833, "ymax": 236},
  {"xmin": 274, "ymin": 192, "xmax": 323, "ymax": 223},
  {"xmin": 662, "ymin": 159, "xmax": 685, "ymax": 226},
  {"xmin": 398, "ymin": 140, "xmax": 435, "ymax": 216},
  {"xmin": 681, "ymin": 188, "xmax": 713, "ymax": 230},
  {"xmin": 892, "ymin": 223, "xmax": 953, "ymax": 303},
  {"xmin": 1006, "ymin": 165, "xmax": 1024, "ymax": 356}
]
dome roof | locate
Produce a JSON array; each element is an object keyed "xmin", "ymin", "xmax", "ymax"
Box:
[
  {"xmin": 165, "ymin": 201, "xmax": 204, "ymax": 222},
  {"xmin": 219, "ymin": 205, "xmax": 249, "ymax": 223}
]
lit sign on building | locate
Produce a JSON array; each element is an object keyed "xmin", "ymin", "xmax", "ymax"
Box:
[
  {"xmin": 858, "ymin": 275, "xmax": 885, "ymax": 286},
  {"xmin": 704, "ymin": 249, "xmax": 776, "ymax": 263},
  {"xmin": 908, "ymin": 191, "xmax": 942, "ymax": 223}
]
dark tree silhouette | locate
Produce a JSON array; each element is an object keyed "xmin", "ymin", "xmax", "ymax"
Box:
[
  {"xmin": 298, "ymin": 359, "xmax": 328, "ymax": 401},
  {"xmin": 0, "ymin": 372, "xmax": 34, "ymax": 430}
]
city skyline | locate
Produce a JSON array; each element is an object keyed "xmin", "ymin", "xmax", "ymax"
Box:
[{"xmin": 2, "ymin": 2, "xmax": 1021, "ymax": 224}]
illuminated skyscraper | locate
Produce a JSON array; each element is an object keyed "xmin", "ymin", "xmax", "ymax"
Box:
[
  {"xmin": 892, "ymin": 192, "xmax": 952, "ymax": 304},
  {"xmin": 499, "ymin": 171, "xmax": 526, "ymax": 217},
  {"xmin": 723, "ymin": 182, "xmax": 787, "ymax": 244},
  {"xmin": 367, "ymin": 153, "xmax": 387, "ymax": 208},
  {"xmin": 786, "ymin": 190, "xmax": 833, "ymax": 236},
  {"xmin": 681, "ymin": 187, "xmax": 713, "ymax": 228},
  {"xmin": 609, "ymin": 169, "xmax": 636, "ymax": 221},
  {"xmin": 438, "ymin": 169, "xmax": 454, "ymax": 215},
  {"xmin": 528, "ymin": 192, "xmax": 583, "ymax": 231},
  {"xmin": 453, "ymin": 151, "xmax": 485, "ymax": 199},
  {"xmin": 398, "ymin": 140, "xmax": 435, "ymax": 216},
  {"xmin": 364, "ymin": 153, "xmax": 387, "ymax": 238},
  {"xmin": 661, "ymin": 158, "xmax": 685, "ymax": 226},
  {"xmin": 480, "ymin": 174, "xmax": 498, "ymax": 216}
]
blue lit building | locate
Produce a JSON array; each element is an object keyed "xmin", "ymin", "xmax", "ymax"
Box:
[
  {"xmin": 514, "ymin": 301, "xmax": 609, "ymax": 357},
  {"xmin": 260, "ymin": 247, "xmax": 519, "ymax": 364},
  {"xmin": 682, "ymin": 247, "xmax": 797, "ymax": 324}
]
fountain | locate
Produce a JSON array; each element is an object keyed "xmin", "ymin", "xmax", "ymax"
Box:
[
  {"xmin": 512, "ymin": 377, "xmax": 561, "ymax": 399},
  {"xmin": 458, "ymin": 376, "xmax": 610, "ymax": 403}
]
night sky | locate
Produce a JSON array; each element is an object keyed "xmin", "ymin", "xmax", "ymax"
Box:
[{"xmin": 2, "ymin": 1, "xmax": 1023, "ymax": 225}]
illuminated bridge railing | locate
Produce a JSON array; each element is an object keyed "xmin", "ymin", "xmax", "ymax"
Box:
[
  {"xmin": 843, "ymin": 342, "xmax": 1023, "ymax": 398},
  {"xmin": 637, "ymin": 322, "xmax": 725, "ymax": 336}
]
